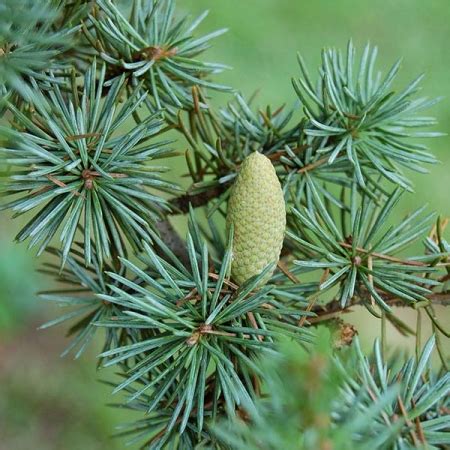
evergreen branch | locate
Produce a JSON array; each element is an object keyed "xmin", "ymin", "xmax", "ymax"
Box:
[
  {"xmin": 0, "ymin": 3, "xmax": 448, "ymax": 448},
  {"xmin": 289, "ymin": 187, "xmax": 444, "ymax": 311},
  {"xmin": 92, "ymin": 212, "xmax": 313, "ymax": 447},
  {"xmin": 0, "ymin": 0, "xmax": 76, "ymax": 102},
  {"xmin": 293, "ymin": 41, "xmax": 443, "ymax": 190},
  {"xmin": 311, "ymin": 291, "xmax": 450, "ymax": 322},
  {"xmin": 38, "ymin": 242, "xmax": 131, "ymax": 361},
  {"xmin": 168, "ymin": 184, "xmax": 229, "ymax": 214},
  {"xmin": 176, "ymin": 89, "xmax": 389, "ymax": 213},
  {"xmin": 215, "ymin": 332, "xmax": 450, "ymax": 450},
  {"xmin": 86, "ymin": 0, "xmax": 231, "ymax": 112},
  {"xmin": 1, "ymin": 60, "xmax": 181, "ymax": 266}
]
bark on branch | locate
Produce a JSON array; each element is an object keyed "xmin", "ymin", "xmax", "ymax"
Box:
[
  {"xmin": 168, "ymin": 184, "xmax": 228, "ymax": 215},
  {"xmin": 311, "ymin": 291, "xmax": 450, "ymax": 321}
]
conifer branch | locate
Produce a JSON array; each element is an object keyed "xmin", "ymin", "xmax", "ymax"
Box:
[{"xmin": 0, "ymin": 1, "xmax": 449, "ymax": 449}]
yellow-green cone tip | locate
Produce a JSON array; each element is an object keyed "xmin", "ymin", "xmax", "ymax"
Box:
[{"xmin": 227, "ymin": 152, "xmax": 286, "ymax": 286}]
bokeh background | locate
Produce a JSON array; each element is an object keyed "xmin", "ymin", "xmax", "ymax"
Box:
[{"xmin": 1, "ymin": 0, "xmax": 449, "ymax": 448}]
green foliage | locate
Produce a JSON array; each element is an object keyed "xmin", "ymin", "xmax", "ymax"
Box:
[
  {"xmin": 175, "ymin": 92, "xmax": 304, "ymax": 212},
  {"xmin": 289, "ymin": 187, "xmax": 442, "ymax": 310},
  {"xmin": 293, "ymin": 42, "xmax": 442, "ymax": 191},
  {"xmin": 94, "ymin": 213, "xmax": 313, "ymax": 448},
  {"xmin": 85, "ymin": 0, "xmax": 231, "ymax": 113},
  {"xmin": 38, "ymin": 243, "xmax": 128, "ymax": 359},
  {"xmin": 0, "ymin": 1, "xmax": 449, "ymax": 449},
  {"xmin": 216, "ymin": 332, "xmax": 450, "ymax": 450},
  {"xmin": 0, "ymin": 61, "xmax": 180, "ymax": 265},
  {"xmin": 340, "ymin": 337, "xmax": 450, "ymax": 449},
  {"xmin": 0, "ymin": 0, "xmax": 74, "ymax": 102},
  {"xmin": 175, "ymin": 43, "xmax": 443, "ymax": 214}
]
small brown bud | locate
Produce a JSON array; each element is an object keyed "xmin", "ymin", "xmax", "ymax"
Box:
[{"xmin": 352, "ymin": 255, "xmax": 362, "ymax": 266}]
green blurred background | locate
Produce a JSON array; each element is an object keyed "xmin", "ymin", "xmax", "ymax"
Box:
[{"xmin": 1, "ymin": 1, "xmax": 449, "ymax": 448}]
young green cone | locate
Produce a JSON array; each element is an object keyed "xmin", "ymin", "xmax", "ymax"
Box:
[{"xmin": 227, "ymin": 152, "xmax": 286, "ymax": 286}]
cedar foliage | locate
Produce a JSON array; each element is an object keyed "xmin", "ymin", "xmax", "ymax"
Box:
[{"xmin": 0, "ymin": 1, "xmax": 449, "ymax": 449}]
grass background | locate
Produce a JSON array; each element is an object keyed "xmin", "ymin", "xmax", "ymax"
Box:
[{"xmin": 1, "ymin": 1, "xmax": 450, "ymax": 448}]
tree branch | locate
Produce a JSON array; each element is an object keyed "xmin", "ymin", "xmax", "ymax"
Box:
[
  {"xmin": 154, "ymin": 219, "xmax": 190, "ymax": 267},
  {"xmin": 168, "ymin": 184, "xmax": 229, "ymax": 215},
  {"xmin": 310, "ymin": 290, "xmax": 450, "ymax": 322}
]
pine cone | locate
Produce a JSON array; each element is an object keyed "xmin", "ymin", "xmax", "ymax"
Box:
[{"xmin": 227, "ymin": 152, "xmax": 286, "ymax": 286}]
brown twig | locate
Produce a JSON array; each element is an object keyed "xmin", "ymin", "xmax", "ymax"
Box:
[
  {"xmin": 247, "ymin": 311, "xmax": 263, "ymax": 342},
  {"xmin": 207, "ymin": 273, "xmax": 239, "ymax": 291},
  {"xmin": 134, "ymin": 45, "xmax": 177, "ymax": 62},
  {"xmin": 339, "ymin": 242, "xmax": 427, "ymax": 267},
  {"xmin": 311, "ymin": 290, "xmax": 450, "ymax": 321},
  {"xmin": 46, "ymin": 174, "xmax": 68, "ymax": 189},
  {"xmin": 176, "ymin": 288, "xmax": 198, "ymax": 307},
  {"xmin": 299, "ymin": 268, "xmax": 329, "ymax": 327},
  {"xmin": 65, "ymin": 132, "xmax": 102, "ymax": 142},
  {"xmin": 397, "ymin": 396, "xmax": 421, "ymax": 448},
  {"xmin": 46, "ymin": 174, "xmax": 83, "ymax": 197},
  {"xmin": 155, "ymin": 219, "xmax": 191, "ymax": 268},
  {"xmin": 297, "ymin": 157, "xmax": 328, "ymax": 173},
  {"xmin": 168, "ymin": 184, "xmax": 229, "ymax": 214},
  {"xmin": 411, "ymin": 399, "xmax": 426, "ymax": 445},
  {"xmin": 277, "ymin": 260, "xmax": 300, "ymax": 283}
]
